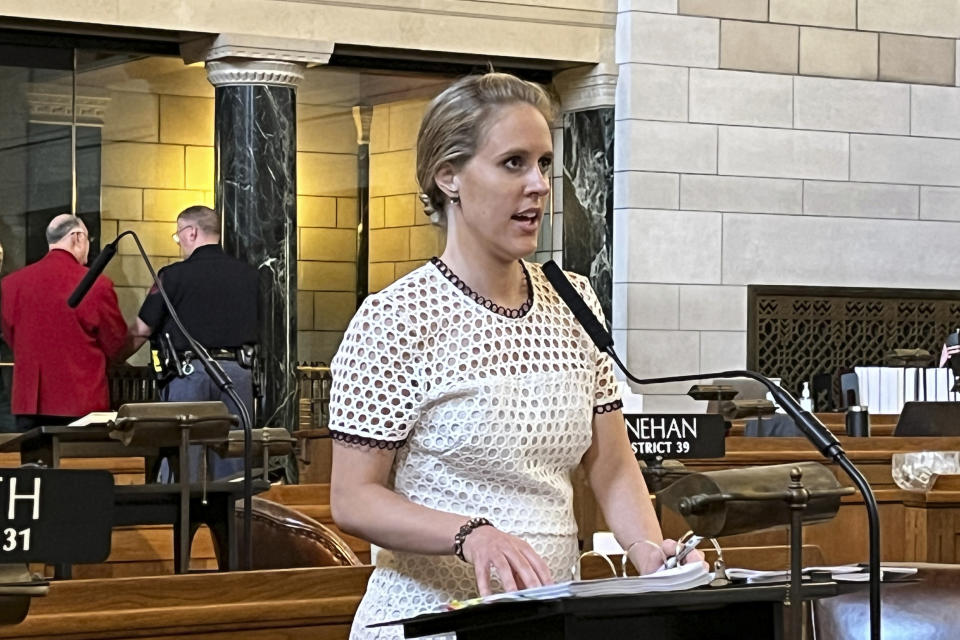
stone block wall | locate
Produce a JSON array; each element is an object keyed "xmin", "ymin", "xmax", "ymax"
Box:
[
  {"xmin": 368, "ymin": 98, "xmax": 443, "ymax": 293},
  {"xmin": 676, "ymin": 0, "xmax": 957, "ymax": 84},
  {"xmin": 296, "ymin": 105, "xmax": 359, "ymax": 364},
  {"xmin": 615, "ymin": 1, "xmax": 960, "ymax": 410},
  {"xmin": 98, "ymin": 77, "xmax": 560, "ymax": 367},
  {"xmin": 97, "ymin": 81, "xmax": 360, "ymax": 366},
  {"xmin": 99, "ymin": 90, "xmax": 214, "ymax": 360}
]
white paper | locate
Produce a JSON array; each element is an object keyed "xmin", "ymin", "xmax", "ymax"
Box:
[
  {"xmin": 725, "ymin": 564, "xmax": 917, "ymax": 584},
  {"xmin": 68, "ymin": 411, "xmax": 117, "ymax": 427},
  {"xmin": 483, "ymin": 561, "xmax": 710, "ymax": 602}
]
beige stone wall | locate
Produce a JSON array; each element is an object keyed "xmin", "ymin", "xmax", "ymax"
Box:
[
  {"xmin": 615, "ymin": 5, "xmax": 960, "ymax": 411},
  {"xmin": 675, "ymin": 0, "xmax": 956, "ymax": 84},
  {"xmin": 0, "ymin": 0, "xmax": 613, "ymax": 66},
  {"xmin": 99, "ymin": 89, "xmax": 215, "ymax": 365},
  {"xmin": 368, "ymin": 98, "xmax": 444, "ymax": 294},
  {"xmin": 94, "ymin": 72, "xmax": 559, "ymax": 367},
  {"xmin": 96, "ymin": 73, "xmax": 360, "ymax": 366},
  {"xmin": 297, "ymin": 106, "xmax": 359, "ymax": 365}
]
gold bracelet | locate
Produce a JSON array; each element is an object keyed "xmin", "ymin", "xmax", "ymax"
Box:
[{"xmin": 622, "ymin": 539, "xmax": 667, "ymax": 576}]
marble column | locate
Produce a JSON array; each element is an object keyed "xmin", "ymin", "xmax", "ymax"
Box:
[
  {"xmin": 556, "ymin": 66, "xmax": 617, "ymax": 324},
  {"xmin": 207, "ymin": 59, "xmax": 303, "ymax": 439},
  {"xmin": 353, "ymin": 105, "xmax": 372, "ymax": 307}
]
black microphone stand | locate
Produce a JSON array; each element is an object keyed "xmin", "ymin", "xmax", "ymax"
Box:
[
  {"xmin": 112, "ymin": 231, "xmax": 255, "ymax": 571},
  {"xmin": 611, "ymin": 355, "xmax": 881, "ymax": 640},
  {"xmin": 540, "ymin": 259, "xmax": 880, "ymax": 638}
]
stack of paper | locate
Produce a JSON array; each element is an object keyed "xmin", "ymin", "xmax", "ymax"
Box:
[
  {"xmin": 68, "ymin": 412, "xmax": 118, "ymax": 427},
  {"xmin": 725, "ymin": 564, "xmax": 917, "ymax": 584},
  {"xmin": 480, "ymin": 561, "xmax": 711, "ymax": 604},
  {"xmin": 855, "ymin": 366, "xmax": 958, "ymax": 414}
]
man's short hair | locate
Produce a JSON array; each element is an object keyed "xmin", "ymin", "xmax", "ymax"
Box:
[
  {"xmin": 45, "ymin": 215, "xmax": 84, "ymax": 244},
  {"xmin": 177, "ymin": 205, "xmax": 221, "ymax": 236}
]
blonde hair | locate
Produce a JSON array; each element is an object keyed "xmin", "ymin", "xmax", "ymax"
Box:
[{"xmin": 416, "ymin": 72, "xmax": 555, "ymax": 220}]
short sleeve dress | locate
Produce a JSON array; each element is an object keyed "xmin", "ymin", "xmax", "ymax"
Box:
[{"xmin": 328, "ymin": 257, "xmax": 622, "ymax": 640}]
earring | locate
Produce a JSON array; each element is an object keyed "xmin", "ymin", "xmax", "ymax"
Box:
[{"xmin": 450, "ymin": 194, "xmax": 460, "ymax": 205}]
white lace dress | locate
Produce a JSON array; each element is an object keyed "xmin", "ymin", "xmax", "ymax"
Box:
[{"xmin": 328, "ymin": 258, "xmax": 622, "ymax": 640}]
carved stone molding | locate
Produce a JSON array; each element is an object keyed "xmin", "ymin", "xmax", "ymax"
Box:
[
  {"xmin": 26, "ymin": 85, "xmax": 110, "ymax": 125},
  {"xmin": 553, "ymin": 63, "xmax": 617, "ymax": 113},
  {"xmin": 206, "ymin": 60, "xmax": 305, "ymax": 88},
  {"xmin": 182, "ymin": 33, "xmax": 333, "ymax": 66}
]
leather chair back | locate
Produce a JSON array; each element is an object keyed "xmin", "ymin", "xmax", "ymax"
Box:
[{"xmin": 235, "ymin": 496, "xmax": 362, "ymax": 569}]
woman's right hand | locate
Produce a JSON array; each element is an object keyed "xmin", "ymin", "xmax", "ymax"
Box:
[{"xmin": 460, "ymin": 525, "xmax": 554, "ymax": 596}]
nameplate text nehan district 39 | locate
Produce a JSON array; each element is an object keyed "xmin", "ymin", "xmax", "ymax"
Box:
[{"xmin": 623, "ymin": 414, "xmax": 726, "ymax": 461}]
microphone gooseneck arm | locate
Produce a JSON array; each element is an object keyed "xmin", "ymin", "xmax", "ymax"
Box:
[
  {"xmin": 617, "ymin": 361, "xmax": 882, "ymax": 640},
  {"xmin": 66, "ymin": 230, "xmax": 132, "ymax": 308},
  {"xmin": 542, "ymin": 260, "xmax": 881, "ymax": 640},
  {"xmin": 611, "ymin": 361, "xmax": 844, "ymax": 459},
  {"xmin": 123, "ymin": 232, "xmax": 255, "ymax": 571}
]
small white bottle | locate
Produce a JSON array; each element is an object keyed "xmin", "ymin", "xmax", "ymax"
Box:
[{"xmin": 800, "ymin": 381, "xmax": 813, "ymax": 412}]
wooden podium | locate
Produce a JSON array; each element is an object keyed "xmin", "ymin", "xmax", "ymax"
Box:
[{"xmin": 383, "ymin": 581, "xmax": 845, "ymax": 640}]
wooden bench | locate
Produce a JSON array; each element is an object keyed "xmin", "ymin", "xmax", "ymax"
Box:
[{"xmin": 0, "ymin": 565, "xmax": 372, "ymax": 640}]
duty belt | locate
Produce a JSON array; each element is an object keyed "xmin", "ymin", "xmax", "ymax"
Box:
[{"xmin": 177, "ymin": 348, "xmax": 240, "ymax": 362}]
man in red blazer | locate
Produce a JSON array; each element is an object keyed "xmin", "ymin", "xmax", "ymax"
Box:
[{"xmin": 0, "ymin": 214, "xmax": 128, "ymax": 431}]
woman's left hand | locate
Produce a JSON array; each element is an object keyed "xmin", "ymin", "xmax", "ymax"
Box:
[{"xmin": 628, "ymin": 538, "xmax": 707, "ymax": 575}]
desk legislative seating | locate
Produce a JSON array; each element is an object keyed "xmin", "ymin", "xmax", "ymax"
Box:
[
  {"xmin": 576, "ymin": 428, "xmax": 960, "ymax": 567},
  {"xmin": 69, "ymin": 494, "xmax": 363, "ymax": 579}
]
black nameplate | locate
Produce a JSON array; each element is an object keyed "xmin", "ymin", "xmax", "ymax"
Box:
[
  {"xmin": 624, "ymin": 414, "xmax": 726, "ymax": 460},
  {"xmin": 0, "ymin": 469, "xmax": 114, "ymax": 563}
]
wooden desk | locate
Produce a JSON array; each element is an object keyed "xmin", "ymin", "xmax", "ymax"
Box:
[
  {"xmin": 394, "ymin": 580, "xmax": 846, "ymax": 640},
  {"xmin": 0, "ymin": 425, "xmax": 158, "ymax": 467},
  {"xmin": 727, "ymin": 413, "xmax": 899, "ymax": 437},
  {"xmin": 113, "ymin": 480, "xmax": 270, "ymax": 573},
  {"xmin": 0, "ymin": 565, "xmax": 372, "ymax": 640},
  {"xmin": 0, "ymin": 425, "xmax": 271, "ymax": 575},
  {"xmin": 577, "ymin": 435, "xmax": 960, "ymax": 566}
]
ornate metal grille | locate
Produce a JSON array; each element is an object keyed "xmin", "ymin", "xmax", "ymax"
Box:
[{"xmin": 747, "ymin": 286, "xmax": 960, "ymax": 401}]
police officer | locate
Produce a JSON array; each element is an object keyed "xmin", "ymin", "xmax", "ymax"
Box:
[{"xmin": 127, "ymin": 205, "xmax": 259, "ymax": 480}]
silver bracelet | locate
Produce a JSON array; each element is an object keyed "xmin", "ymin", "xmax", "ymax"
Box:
[{"xmin": 622, "ymin": 539, "xmax": 667, "ymax": 576}]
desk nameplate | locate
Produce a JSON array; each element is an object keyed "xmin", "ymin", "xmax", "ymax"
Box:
[
  {"xmin": 0, "ymin": 469, "xmax": 113, "ymax": 563},
  {"xmin": 625, "ymin": 414, "xmax": 726, "ymax": 460}
]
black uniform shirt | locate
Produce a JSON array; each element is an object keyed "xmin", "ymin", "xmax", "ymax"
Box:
[{"xmin": 138, "ymin": 244, "xmax": 259, "ymax": 351}]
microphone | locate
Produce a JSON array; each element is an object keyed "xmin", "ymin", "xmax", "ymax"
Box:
[
  {"xmin": 542, "ymin": 261, "xmax": 613, "ymax": 351},
  {"xmin": 542, "ymin": 260, "xmax": 882, "ymax": 640},
  {"xmin": 85, "ymin": 230, "xmax": 256, "ymax": 570},
  {"xmin": 543, "ymin": 262, "xmax": 840, "ymax": 455},
  {"xmin": 67, "ymin": 238, "xmax": 121, "ymax": 308}
]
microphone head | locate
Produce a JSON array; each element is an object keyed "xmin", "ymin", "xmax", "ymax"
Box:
[
  {"xmin": 947, "ymin": 331, "xmax": 960, "ymax": 378},
  {"xmin": 66, "ymin": 242, "xmax": 118, "ymax": 308}
]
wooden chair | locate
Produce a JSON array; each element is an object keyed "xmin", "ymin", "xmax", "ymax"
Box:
[{"xmin": 233, "ymin": 496, "xmax": 361, "ymax": 570}]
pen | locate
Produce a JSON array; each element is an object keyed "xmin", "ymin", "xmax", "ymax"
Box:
[{"xmin": 664, "ymin": 535, "xmax": 703, "ymax": 570}]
